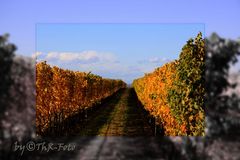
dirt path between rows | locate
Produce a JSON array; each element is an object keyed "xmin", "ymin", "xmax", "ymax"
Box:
[{"xmin": 74, "ymin": 88, "xmax": 153, "ymax": 136}]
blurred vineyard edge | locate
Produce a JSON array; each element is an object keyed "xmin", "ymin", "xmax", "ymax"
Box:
[{"xmin": 1, "ymin": 33, "xmax": 240, "ymax": 159}]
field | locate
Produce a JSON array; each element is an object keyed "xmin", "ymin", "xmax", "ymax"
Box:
[{"xmin": 36, "ymin": 33, "xmax": 205, "ymax": 136}]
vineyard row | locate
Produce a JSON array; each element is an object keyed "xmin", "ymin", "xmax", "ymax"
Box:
[
  {"xmin": 133, "ymin": 33, "xmax": 205, "ymax": 136},
  {"xmin": 36, "ymin": 62, "xmax": 126, "ymax": 135}
]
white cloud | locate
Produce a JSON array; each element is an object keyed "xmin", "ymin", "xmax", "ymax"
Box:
[
  {"xmin": 32, "ymin": 51, "xmax": 43, "ymax": 59},
  {"xmin": 46, "ymin": 52, "xmax": 59, "ymax": 60},
  {"xmin": 37, "ymin": 51, "xmax": 173, "ymax": 84},
  {"xmin": 40, "ymin": 50, "xmax": 117, "ymax": 64},
  {"xmin": 138, "ymin": 57, "xmax": 171, "ymax": 64},
  {"xmin": 59, "ymin": 53, "xmax": 79, "ymax": 61},
  {"xmin": 148, "ymin": 57, "xmax": 170, "ymax": 63}
]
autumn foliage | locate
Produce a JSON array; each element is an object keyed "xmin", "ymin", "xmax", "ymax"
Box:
[
  {"xmin": 36, "ymin": 61, "xmax": 126, "ymax": 135},
  {"xmin": 133, "ymin": 33, "xmax": 205, "ymax": 136}
]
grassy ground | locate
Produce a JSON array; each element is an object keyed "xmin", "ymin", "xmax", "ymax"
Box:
[{"xmin": 73, "ymin": 88, "xmax": 153, "ymax": 136}]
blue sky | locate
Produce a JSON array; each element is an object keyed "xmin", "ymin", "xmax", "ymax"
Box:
[
  {"xmin": 36, "ymin": 24, "xmax": 204, "ymax": 83},
  {"xmin": 1, "ymin": 0, "xmax": 240, "ymax": 83}
]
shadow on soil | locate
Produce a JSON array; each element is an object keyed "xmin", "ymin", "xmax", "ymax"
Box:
[
  {"xmin": 124, "ymin": 88, "xmax": 154, "ymax": 136},
  {"xmin": 75, "ymin": 89, "xmax": 123, "ymax": 136}
]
